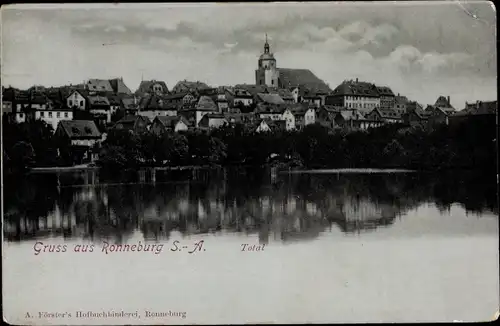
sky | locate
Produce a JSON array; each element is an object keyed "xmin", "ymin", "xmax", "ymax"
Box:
[{"xmin": 1, "ymin": 1, "xmax": 497, "ymax": 108}]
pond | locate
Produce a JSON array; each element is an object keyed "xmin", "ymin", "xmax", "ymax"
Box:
[{"xmin": 3, "ymin": 168, "xmax": 498, "ymax": 324}]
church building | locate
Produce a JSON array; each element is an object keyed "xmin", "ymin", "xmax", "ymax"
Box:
[{"xmin": 255, "ymin": 35, "xmax": 332, "ymax": 96}]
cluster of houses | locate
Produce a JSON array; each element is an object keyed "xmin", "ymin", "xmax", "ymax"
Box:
[{"xmin": 1, "ymin": 38, "xmax": 497, "ymax": 164}]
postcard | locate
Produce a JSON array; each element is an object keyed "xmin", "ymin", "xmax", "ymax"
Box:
[{"xmin": 1, "ymin": 1, "xmax": 498, "ymax": 324}]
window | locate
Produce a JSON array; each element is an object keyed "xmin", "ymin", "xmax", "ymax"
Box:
[
  {"xmin": 40, "ymin": 112, "xmax": 45, "ymax": 117},
  {"xmin": 57, "ymin": 112, "xmax": 60, "ymax": 118},
  {"xmin": 69, "ymin": 100, "xmax": 73, "ymax": 106},
  {"xmin": 48, "ymin": 112, "xmax": 53, "ymax": 118},
  {"xmin": 80, "ymin": 100, "xmax": 83, "ymax": 106},
  {"xmin": 271, "ymin": 80, "xmax": 274, "ymax": 85},
  {"xmin": 19, "ymin": 113, "xmax": 24, "ymax": 118},
  {"xmin": 64, "ymin": 112, "xmax": 68, "ymax": 118}
]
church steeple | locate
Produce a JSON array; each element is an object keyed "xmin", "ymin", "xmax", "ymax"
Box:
[{"xmin": 264, "ymin": 33, "xmax": 270, "ymax": 54}]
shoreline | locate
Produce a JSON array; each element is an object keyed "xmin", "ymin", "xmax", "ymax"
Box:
[{"xmin": 24, "ymin": 165, "xmax": 492, "ymax": 174}]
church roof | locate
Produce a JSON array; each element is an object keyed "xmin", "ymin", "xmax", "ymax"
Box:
[{"xmin": 278, "ymin": 68, "xmax": 331, "ymax": 94}]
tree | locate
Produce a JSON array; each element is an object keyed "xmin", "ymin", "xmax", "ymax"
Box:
[{"xmin": 10, "ymin": 141, "xmax": 36, "ymax": 172}]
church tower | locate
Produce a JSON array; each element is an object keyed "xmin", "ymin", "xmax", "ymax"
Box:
[{"xmin": 255, "ymin": 34, "xmax": 279, "ymax": 87}]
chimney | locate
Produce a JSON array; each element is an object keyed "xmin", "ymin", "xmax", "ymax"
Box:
[
  {"xmin": 356, "ymin": 78, "xmax": 358, "ymax": 83},
  {"xmin": 447, "ymin": 96, "xmax": 450, "ymax": 105}
]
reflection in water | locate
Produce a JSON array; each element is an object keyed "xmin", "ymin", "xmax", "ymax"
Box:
[{"xmin": 3, "ymin": 168, "xmax": 497, "ymax": 243}]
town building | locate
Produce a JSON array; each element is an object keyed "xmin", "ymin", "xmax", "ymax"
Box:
[
  {"xmin": 424, "ymin": 105, "xmax": 451, "ymax": 125},
  {"xmin": 225, "ymin": 88, "xmax": 254, "ymax": 108},
  {"xmin": 433, "ymin": 95, "xmax": 456, "ymax": 115},
  {"xmin": 113, "ymin": 115, "xmax": 150, "ymax": 134},
  {"xmin": 394, "ymin": 94, "xmax": 409, "ymax": 115},
  {"xmin": 289, "ymin": 105, "xmax": 316, "ymax": 129},
  {"xmin": 31, "ymin": 108, "xmax": 73, "ymax": 131},
  {"xmin": 316, "ymin": 106, "xmax": 341, "ymax": 129},
  {"xmin": 326, "ymin": 79, "xmax": 380, "ymax": 113},
  {"xmin": 67, "ymin": 90, "xmax": 88, "ymax": 111},
  {"xmin": 402, "ymin": 108, "xmax": 432, "ymax": 127},
  {"xmin": 135, "ymin": 80, "xmax": 169, "ymax": 97},
  {"xmin": 224, "ymin": 112, "xmax": 256, "ymax": 126},
  {"xmin": 377, "ymin": 86, "xmax": 396, "ymax": 109},
  {"xmin": 255, "ymin": 105, "xmax": 295, "ymax": 130},
  {"xmin": 108, "ymin": 77, "xmax": 133, "ymax": 95},
  {"xmin": 215, "ymin": 88, "xmax": 229, "ymax": 112},
  {"xmin": 85, "ymin": 79, "xmax": 114, "ymax": 93},
  {"xmin": 88, "ymin": 95, "xmax": 112, "ymax": 125},
  {"xmin": 254, "ymin": 36, "xmax": 331, "ymax": 96},
  {"xmin": 178, "ymin": 96, "xmax": 219, "ymax": 126},
  {"xmin": 255, "ymin": 119, "xmax": 272, "ymax": 133},
  {"xmin": 332, "ymin": 109, "xmax": 379, "ymax": 130},
  {"xmin": 365, "ymin": 108, "xmax": 402, "ymax": 124},
  {"xmin": 137, "ymin": 95, "xmax": 177, "ymax": 120},
  {"xmin": 449, "ymin": 100, "xmax": 497, "ymax": 126},
  {"xmin": 198, "ymin": 113, "xmax": 228, "ymax": 130},
  {"xmin": 121, "ymin": 97, "xmax": 139, "ymax": 114},
  {"xmin": 150, "ymin": 116, "xmax": 189, "ymax": 135},
  {"xmin": 171, "ymin": 80, "xmax": 209, "ymax": 94},
  {"xmin": 54, "ymin": 120, "xmax": 102, "ymax": 163},
  {"xmin": 255, "ymin": 93, "xmax": 285, "ymax": 106},
  {"xmin": 276, "ymin": 89, "xmax": 295, "ymax": 104}
]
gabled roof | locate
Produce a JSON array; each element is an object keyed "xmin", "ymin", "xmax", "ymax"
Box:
[
  {"xmin": 109, "ymin": 78, "xmax": 132, "ymax": 95},
  {"xmin": 114, "ymin": 115, "xmax": 150, "ymax": 130},
  {"xmin": 154, "ymin": 116, "xmax": 189, "ymax": 128},
  {"xmin": 58, "ymin": 120, "xmax": 102, "ymax": 139},
  {"xmin": 378, "ymin": 108, "xmax": 402, "ymax": 119},
  {"xmin": 337, "ymin": 109, "xmax": 366, "ymax": 121},
  {"xmin": 88, "ymin": 95, "xmax": 110, "ymax": 106},
  {"xmin": 135, "ymin": 80, "xmax": 169, "ymax": 95},
  {"xmin": 394, "ymin": 95, "xmax": 409, "ymax": 105},
  {"xmin": 230, "ymin": 88, "xmax": 253, "ymax": 98},
  {"xmin": 457, "ymin": 100, "xmax": 497, "ymax": 116},
  {"xmin": 406, "ymin": 101, "xmax": 425, "ymax": 115},
  {"xmin": 278, "ymin": 68, "xmax": 331, "ymax": 94},
  {"xmin": 256, "ymin": 93, "xmax": 285, "ymax": 105},
  {"xmin": 195, "ymin": 95, "xmax": 218, "ymax": 111},
  {"xmin": 276, "ymin": 88, "xmax": 294, "ymax": 99},
  {"xmin": 164, "ymin": 92, "xmax": 191, "ymax": 100},
  {"xmin": 234, "ymin": 84, "xmax": 271, "ymax": 96},
  {"xmin": 332, "ymin": 80, "xmax": 379, "ymax": 97},
  {"xmin": 434, "ymin": 96, "xmax": 453, "ymax": 108},
  {"xmin": 256, "ymin": 103, "xmax": 287, "ymax": 114},
  {"xmin": 68, "ymin": 89, "xmax": 90, "ymax": 101},
  {"xmin": 121, "ymin": 97, "xmax": 137, "ymax": 110},
  {"xmin": 86, "ymin": 79, "xmax": 114, "ymax": 92},
  {"xmin": 139, "ymin": 94, "xmax": 177, "ymax": 111},
  {"xmin": 266, "ymin": 119, "xmax": 287, "ymax": 131},
  {"xmin": 376, "ymin": 86, "xmax": 395, "ymax": 96},
  {"xmin": 172, "ymin": 80, "xmax": 209, "ymax": 93}
]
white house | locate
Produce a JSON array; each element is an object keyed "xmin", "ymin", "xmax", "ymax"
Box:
[
  {"xmin": 67, "ymin": 90, "xmax": 87, "ymax": 110},
  {"xmin": 151, "ymin": 116, "xmax": 189, "ymax": 134},
  {"xmin": 282, "ymin": 108, "xmax": 296, "ymax": 130},
  {"xmin": 255, "ymin": 120, "xmax": 271, "ymax": 133},
  {"xmin": 198, "ymin": 114, "xmax": 228, "ymax": 129},
  {"xmin": 34, "ymin": 109, "xmax": 73, "ymax": 132}
]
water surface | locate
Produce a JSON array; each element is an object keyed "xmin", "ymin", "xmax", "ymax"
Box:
[{"xmin": 3, "ymin": 168, "xmax": 498, "ymax": 324}]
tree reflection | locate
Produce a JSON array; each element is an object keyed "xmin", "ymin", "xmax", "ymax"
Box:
[{"xmin": 3, "ymin": 168, "xmax": 497, "ymax": 242}]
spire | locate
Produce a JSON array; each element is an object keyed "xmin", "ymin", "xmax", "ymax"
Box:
[{"xmin": 264, "ymin": 33, "xmax": 270, "ymax": 54}]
